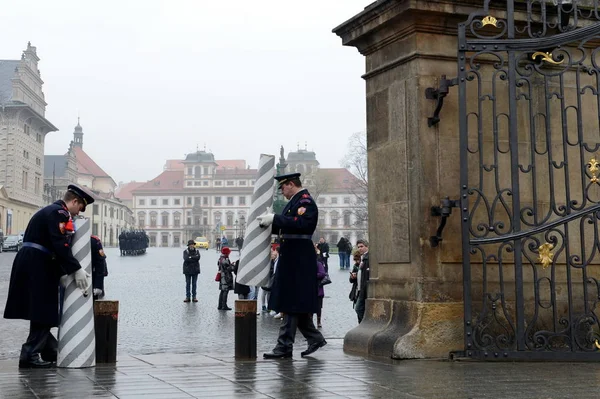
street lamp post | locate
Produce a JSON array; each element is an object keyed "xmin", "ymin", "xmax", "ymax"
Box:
[
  {"xmin": 234, "ymin": 219, "xmax": 239, "ymax": 238},
  {"xmin": 239, "ymin": 215, "xmax": 246, "ymax": 237},
  {"xmin": 273, "ymin": 145, "xmax": 288, "ymax": 214}
]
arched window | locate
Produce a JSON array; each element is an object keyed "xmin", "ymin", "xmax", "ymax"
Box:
[
  {"xmin": 194, "ymin": 166, "xmax": 201, "ymax": 177},
  {"xmin": 330, "ymin": 211, "xmax": 339, "ymax": 227},
  {"xmin": 343, "ymin": 211, "xmax": 352, "ymax": 227},
  {"xmin": 137, "ymin": 212, "xmax": 146, "ymax": 228},
  {"xmin": 161, "ymin": 211, "xmax": 169, "ymax": 227},
  {"xmin": 150, "ymin": 211, "xmax": 157, "ymax": 227}
]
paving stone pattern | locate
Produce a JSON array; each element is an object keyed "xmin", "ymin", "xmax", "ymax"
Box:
[
  {"xmin": 2, "ymin": 248, "xmax": 599, "ymax": 398},
  {"xmin": 0, "ymin": 248, "xmax": 359, "ymax": 360}
]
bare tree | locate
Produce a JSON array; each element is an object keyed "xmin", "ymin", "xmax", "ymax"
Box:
[{"xmin": 341, "ymin": 131, "xmax": 368, "ymax": 231}]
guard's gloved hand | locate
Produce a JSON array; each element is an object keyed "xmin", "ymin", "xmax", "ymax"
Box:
[
  {"xmin": 257, "ymin": 207, "xmax": 275, "ymax": 228},
  {"xmin": 93, "ymin": 288, "xmax": 103, "ymax": 296},
  {"xmin": 73, "ymin": 268, "xmax": 91, "ymax": 294},
  {"xmin": 59, "ymin": 274, "xmax": 69, "ymax": 288}
]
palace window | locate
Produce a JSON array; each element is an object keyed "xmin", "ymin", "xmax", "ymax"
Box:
[
  {"xmin": 239, "ymin": 196, "xmax": 246, "ymax": 206},
  {"xmin": 203, "ymin": 197, "xmax": 208, "ymax": 205},
  {"xmin": 215, "ymin": 197, "xmax": 221, "ymax": 205},
  {"xmin": 174, "ymin": 213, "xmax": 181, "ymax": 227},
  {"xmin": 187, "ymin": 197, "xmax": 192, "ymax": 205},
  {"xmin": 139, "ymin": 199, "xmax": 145, "ymax": 206},
  {"xmin": 161, "ymin": 213, "xmax": 169, "ymax": 226},
  {"xmin": 214, "ymin": 181, "xmax": 222, "ymax": 186},
  {"xmin": 331, "ymin": 197, "xmax": 338, "ymax": 204},
  {"xmin": 227, "ymin": 181, "xmax": 234, "ymax": 186},
  {"xmin": 174, "ymin": 199, "xmax": 180, "ymax": 205},
  {"xmin": 163, "ymin": 199, "xmax": 169, "ymax": 205},
  {"xmin": 203, "ymin": 167, "xmax": 209, "ymax": 174},
  {"xmin": 344, "ymin": 197, "xmax": 351, "ymax": 204},
  {"xmin": 227, "ymin": 197, "xmax": 234, "ymax": 206},
  {"xmin": 239, "ymin": 181, "xmax": 247, "ymax": 186},
  {"xmin": 150, "ymin": 213, "xmax": 157, "ymax": 227},
  {"xmin": 138, "ymin": 213, "xmax": 145, "ymax": 228},
  {"xmin": 194, "ymin": 197, "xmax": 200, "ymax": 205},
  {"xmin": 203, "ymin": 181, "xmax": 209, "ymax": 186},
  {"xmin": 318, "ymin": 197, "xmax": 325, "ymax": 205},
  {"xmin": 343, "ymin": 212, "xmax": 351, "ymax": 226},
  {"xmin": 330, "ymin": 212, "xmax": 339, "ymax": 227},
  {"xmin": 151, "ymin": 199, "xmax": 157, "ymax": 205}
]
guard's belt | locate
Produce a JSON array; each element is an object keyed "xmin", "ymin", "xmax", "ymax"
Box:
[
  {"xmin": 22, "ymin": 242, "xmax": 51, "ymax": 255},
  {"xmin": 281, "ymin": 234, "xmax": 313, "ymax": 240}
]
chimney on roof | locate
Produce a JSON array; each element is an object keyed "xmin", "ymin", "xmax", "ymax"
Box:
[{"xmin": 73, "ymin": 117, "xmax": 83, "ymax": 149}]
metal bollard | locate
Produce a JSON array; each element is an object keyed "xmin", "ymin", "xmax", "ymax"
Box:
[
  {"xmin": 93, "ymin": 300, "xmax": 119, "ymax": 363},
  {"xmin": 234, "ymin": 300, "xmax": 257, "ymax": 359}
]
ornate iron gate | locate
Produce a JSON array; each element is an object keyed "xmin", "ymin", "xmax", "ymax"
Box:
[{"xmin": 459, "ymin": 0, "xmax": 600, "ymax": 360}]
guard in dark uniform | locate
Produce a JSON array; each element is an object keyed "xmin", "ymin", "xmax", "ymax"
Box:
[
  {"xmin": 258, "ymin": 173, "xmax": 327, "ymax": 358},
  {"xmin": 3, "ymin": 184, "xmax": 95, "ymax": 368},
  {"xmin": 91, "ymin": 235, "xmax": 108, "ymax": 299}
]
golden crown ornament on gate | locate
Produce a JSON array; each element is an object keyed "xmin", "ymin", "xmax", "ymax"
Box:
[{"xmin": 538, "ymin": 243, "xmax": 554, "ymax": 269}]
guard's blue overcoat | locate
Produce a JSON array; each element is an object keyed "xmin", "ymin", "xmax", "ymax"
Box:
[
  {"xmin": 3, "ymin": 201, "xmax": 81, "ymax": 326},
  {"xmin": 269, "ymin": 188, "xmax": 319, "ymax": 314}
]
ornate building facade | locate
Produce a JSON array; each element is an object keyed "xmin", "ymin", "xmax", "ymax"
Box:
[
  {"xmin": 44, "ymin": 120, "xmax": 133, "ymax": 245},
  {"xmin": 131, "ymin": 149, "xmax": 366, "ymax": 247},
  {"xmin": 0, "ymin": 43, "xmax": 58, "ymax": 234}
]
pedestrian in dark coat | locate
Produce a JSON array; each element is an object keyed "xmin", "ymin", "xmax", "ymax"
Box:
[
  {"xmin": 91, "ymin": 235, "xmax": 108, "ymax": 300},
  {"xmin": 217, "ymin": 247, "xmax": 234, "ymax": 310},
  {"xmin": 355, "ymin": 240, "xmax": 370, "ymax": 323},
  {"xmin": 3, "ymin": 185, "xmax": 94, "ymax": 368},
  {"xmin": 232, "ymin": 259, "xmax": 251, "ymax": 299},
  {"xmin": 316, "ymin": 237, "xmax": 329, "ymax": 271},
  {"xmin": 183, "ymin": 240, "xmax": 201, "ymax": 302},
  {"xmin": 257, "ymin": 173, "xmax": 327, "ymax": 359}
]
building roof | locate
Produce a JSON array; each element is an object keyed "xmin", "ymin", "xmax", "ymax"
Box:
[
  {"xmin": 183, "ymin": 150, "xmax": 216, "ymax": 163},
  {"xmin": 73, "ymin": 146, "xmax": 110, "ymax": 178},
  {"xmin": 317, "ymin": 168, "xmax": 364, "ymax": 191},
  {"xmin": 0, "ymin": 60, "xmax": 18, "ymax": 104},
  {"xmin": 115, "ymin": 181, "xmax": 145, "ymax": 200},
  {"xmin": 216, "ymin": 160, "xmax": 246, "ymax": 170},
  {"xmin": 44, "ymin": 155, "xmax": 67, "ymax": 178},
  {"xmin": 288, "ymin": 149, "xmax": 318, "ymax": 163},
  {"xmin": 134, "ymin": 170, "xmax": 184, "ymax": 192},
  {"xmin": 164, "ymin": 159, "xmax": 184, "ymax": 171}
]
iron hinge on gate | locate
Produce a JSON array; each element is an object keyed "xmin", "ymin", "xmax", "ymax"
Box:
[
  {"xmin": 425, "ymin": 75, "xmax": 458, "ymax": 127},
  {"xmin": 430, "ymin": 197, "xmax": 460, "ymax": 247}
]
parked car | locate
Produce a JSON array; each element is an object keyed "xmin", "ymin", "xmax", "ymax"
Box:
[
  {"xmin": 2, "ymin": 235, "xmax": 22, "ymax": 252},
  {"xmin": 194, "ymin": 236, "xmax": 210, "ymax": 250}
]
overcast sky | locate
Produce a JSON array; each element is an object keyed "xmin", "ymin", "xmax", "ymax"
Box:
[{"xmin": 2, "ymin": 0, "xmax": 367, "ymax": 184}]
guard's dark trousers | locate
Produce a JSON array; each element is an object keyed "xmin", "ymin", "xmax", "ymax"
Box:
[
  {"xmin": 20, "ymin": 321, "xmax": 58, "ymax": 362},
  {"xmin": 274, "ymin": 313, "xmax": 324, "ymax": 354}
]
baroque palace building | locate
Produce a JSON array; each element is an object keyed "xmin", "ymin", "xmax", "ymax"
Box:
[
  {"xmin": 44, "ymin": 120, "xmax": 133, "ymax": 246},
  {"xmin": 124, "ymin": 148, "xmax": 366, "ymax": 248},
  {"xmin": 0, "ymin": 43, "xmax": 58, "ymax": 234}
]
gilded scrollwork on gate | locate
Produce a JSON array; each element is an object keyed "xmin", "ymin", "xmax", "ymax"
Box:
[
  {"xmin": 460, "ymin": 0, "xmax": 600, "ymax": 359},
  {"xmin": 537, "ymin": 243, "xmax": 554, "ymax": 269}
]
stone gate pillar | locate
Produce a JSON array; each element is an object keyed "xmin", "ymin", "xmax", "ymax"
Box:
[{"xmin": 333, "ymin": 0, "xmax": 488, "ymax": 359}]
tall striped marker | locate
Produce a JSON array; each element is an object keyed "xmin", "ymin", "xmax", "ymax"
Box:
[
  {"xmin": 236, "ymin": 154, "xmax": 276, "ymax": 286},
  {"xmin": 57, "ymin": 217, "xmax": 95, "ymax": 368}
]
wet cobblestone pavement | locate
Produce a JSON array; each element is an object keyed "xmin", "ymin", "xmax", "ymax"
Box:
[
  {"xmin": 0, "ymin": 248, "xmax": 358, "ymax": 360},
  {"xmin": 3, "ymin": 248, "xmax": 600, "ymax": 398}
]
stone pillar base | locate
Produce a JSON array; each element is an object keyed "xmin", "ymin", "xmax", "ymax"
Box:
[{"xmin": 344, "ymin": 299, "xmax": 464, "ymax": 359}]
